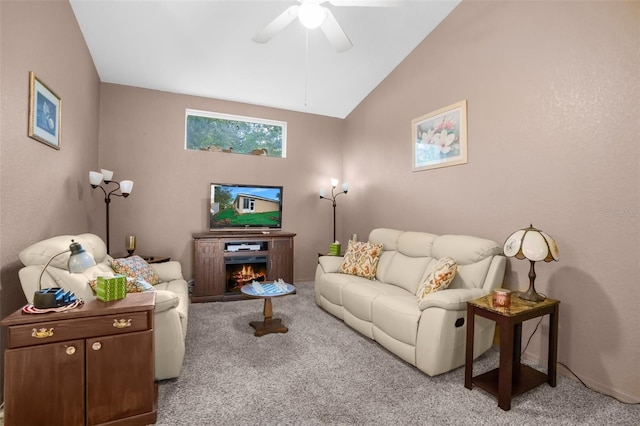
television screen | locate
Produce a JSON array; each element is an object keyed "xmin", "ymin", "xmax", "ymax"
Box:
[{"xmin": 209, "ymin": 183, "xmax": 283, "ymax": 230}]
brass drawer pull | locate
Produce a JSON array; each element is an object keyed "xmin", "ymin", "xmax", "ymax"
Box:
[
  {"xmin": 113, "ymin": 319, "xmax": 132, "ymax": 329},
  {"xmin": 32, "ymin": 328, "xmax": 54, "ymax": 339},
  {"xmin": 65, "ymin": 345, "xmax": 76, "ymax": 355}
]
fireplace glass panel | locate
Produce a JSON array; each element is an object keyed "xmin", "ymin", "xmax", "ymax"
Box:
[{"xmin": 225, "ymin": 256, "xmax": 267, "ymax": 292}]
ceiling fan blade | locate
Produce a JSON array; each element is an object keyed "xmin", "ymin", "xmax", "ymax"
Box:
[
  {"xmin": 320, "ymin": 9, "xmax": 353, "ymax": 52},
  {"xmin": 328, "ymin": 0, "xmax": 403, "ymax": 6},
  {"xmin": 252, "ymin": 5, "xmax": 300, "ymax": 43}
]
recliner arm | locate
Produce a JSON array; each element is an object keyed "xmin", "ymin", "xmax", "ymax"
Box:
[
  {"xmin": 151, "ymin": 261, "xmax": 184, "ymax": 282},
  {"xmin": 154, "ymin": 289, "xmax": 180, "ymax": 314},
  {"xmin": 317, "ymin": 256, "xmax": 344, "ymax": 274},
  {"xmin": 418, "ymin": 288, "xmax": 488, "ymax": 311}
]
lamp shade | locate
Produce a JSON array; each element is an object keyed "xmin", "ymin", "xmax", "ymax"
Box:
[
  {"xmin": 503, "ymin": 224, "xmax": 559, "ymax": 262},
  {"xmin": 89, "ymin": 171, "xmax": 104, "ymax": 186},
  {"xmin": 67, "ymin": 241, "xmax": 96, "ymax": 273},
  {"xmin": 34, "ymin": 240, "xmax": 96, "ymax": 308},
  {"xmin": 120, "ymin": 180, "xmax": 134, "ymax": 194},
  {"xmin": 100, "ymin": 169, "xmax": 114, "ymax": 181},
  {"xmin": 503, "ymin": 224, "xmax": 558, "ymax": 302}
]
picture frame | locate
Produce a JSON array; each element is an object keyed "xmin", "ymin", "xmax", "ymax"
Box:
[
  {"xmin": 28, "ymin": 71, "xmax": 61, "ymax": 149},
  {"xmin": 412, "ymin": 100, "xmax": 467, "ymax": 171}
]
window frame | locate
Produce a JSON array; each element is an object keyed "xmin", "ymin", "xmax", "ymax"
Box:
[{"xmin": 185, "ymin": 108, "xmax": 287, "ymax": 158}]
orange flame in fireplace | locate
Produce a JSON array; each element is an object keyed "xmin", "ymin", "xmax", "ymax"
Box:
[{"xmin": 229, "ymin": 264, "xmax": 267, "ymax": 288}]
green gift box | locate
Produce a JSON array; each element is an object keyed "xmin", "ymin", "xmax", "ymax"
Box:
[
  {"xmin": 96, "ymin": 275, "xmax": 127, "ymax": 302},
  {"xmin": 329, "ymin": 243, "xmax": 341, "ymax": 255}
]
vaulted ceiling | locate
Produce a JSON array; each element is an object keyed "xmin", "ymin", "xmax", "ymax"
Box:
[{"xmin": 70, "ymin": 0, "xmax": 460, "ymax": 118}]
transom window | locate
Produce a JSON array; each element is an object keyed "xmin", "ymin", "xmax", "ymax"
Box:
[{"xmin": 185, "ymin": 109, "xmax": 286, "ymax": 158}]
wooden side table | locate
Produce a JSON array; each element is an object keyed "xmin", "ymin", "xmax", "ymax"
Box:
[
  {"xmin": 464, "ymin": 293, "xmax": 560, "ymax": 411},
  {"xmin": 141, "ymin": 255, "xmax": 170, "ymax": 264}
]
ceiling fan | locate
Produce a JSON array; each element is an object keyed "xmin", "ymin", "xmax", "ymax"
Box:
[{"xmin": 252, "ymin": 0, "xmax": 402, "ymax": 53}]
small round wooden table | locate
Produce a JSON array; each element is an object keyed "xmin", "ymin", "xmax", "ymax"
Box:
[{"xmin": 240, "ymin": 282, "xmax": 296, "ymax": 337}]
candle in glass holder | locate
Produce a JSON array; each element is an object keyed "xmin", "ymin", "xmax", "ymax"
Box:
[
  {"xmin": 492, "ymin": 288, "xmax": 511, "ymax": 308},
  {"xmin": 126, "ymin": 235, "xmax": 136, "ymax": 256}
]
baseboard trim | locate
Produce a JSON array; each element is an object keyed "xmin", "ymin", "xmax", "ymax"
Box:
[{"xmin": 522, "ymin": 352, "xmax": 639, "ymax": 404}]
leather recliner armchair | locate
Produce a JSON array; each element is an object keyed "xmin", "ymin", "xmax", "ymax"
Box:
[{"xmin": 17, "ymin": 233, "xmax": 189, "ymax": 381}]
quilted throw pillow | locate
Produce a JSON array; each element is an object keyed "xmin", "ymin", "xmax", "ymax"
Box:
[
  {"xmin": 126, "ymin": 277, "xmax": 156, "ymax": 293},
  {"xmin": 339, "ymin": 240, "xmax": 383, "ymax": 280},
  {"xmin": 416, "ymin": 257, "xmax": 457, "ymax": 310},
  {"xmin": 110, "ymin": 255, "xmax": 160, "ymax": 285},
  {"xmin": 89, "ymin": 276, "xmax": 156, "ymax": 294}
]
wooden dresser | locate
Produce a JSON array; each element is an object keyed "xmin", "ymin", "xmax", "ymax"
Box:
[{"xmin": 1, "ymin": 292, "xmax": 157, "ymax": 426}]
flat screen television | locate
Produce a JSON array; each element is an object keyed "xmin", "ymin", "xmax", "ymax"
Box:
[{"xmin": 209, "ymin": 183, "xmax": 283, "ymax": 231}]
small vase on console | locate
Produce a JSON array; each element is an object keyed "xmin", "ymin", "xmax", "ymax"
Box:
[{"xmin": 126, "ymin": 235, "xmax": 136, "ymax": 257}]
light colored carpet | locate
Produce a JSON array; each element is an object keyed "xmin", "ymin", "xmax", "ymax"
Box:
[{"xmin": 156, "ymin": 282, "xmax": 639, "ymax": 425}]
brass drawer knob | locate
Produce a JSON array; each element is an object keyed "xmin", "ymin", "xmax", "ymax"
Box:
[
  {"xmin": 92, "ymin": 342, "xmax": 101, "ymax": 351},
  {"xmin": 32, "ymin": 328, "xmax": 54, "ymax": 339},
  {"xmin": 113, "ymin": 319, "xmax": 132, "ymax": 329},
  {"xmin": 65, "ymin": 345, "xmax": 76, "ymax": 355}
]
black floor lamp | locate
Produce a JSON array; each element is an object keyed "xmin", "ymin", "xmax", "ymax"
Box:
[
  {"xmin": 319, "ymin": 178, "xmax": 348, "ymax": 243},
  {"xmin": 89, "ymin": 169, "xmax": 133, "ymax": 254}
]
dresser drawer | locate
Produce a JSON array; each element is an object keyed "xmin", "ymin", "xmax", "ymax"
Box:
[{"xmin": 7, "ymin": 311, "xmax": 151, "ymax": 349}]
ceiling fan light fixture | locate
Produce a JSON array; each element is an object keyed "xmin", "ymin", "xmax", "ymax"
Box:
[{"xmin": 298, "ymin": 3, "xmax": 327, "ymax": 29}]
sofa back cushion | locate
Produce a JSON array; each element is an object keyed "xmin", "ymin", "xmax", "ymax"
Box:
[
  {"xmin": 368, "ymin": 228, "xmax": 403, "ymax": 251},
  {"xmin": 431, "ymin": 235, "xmax": 502, "ymax": 290},
  {"xmin": 369, "ymin": 229, "xmax": 437, "ymax": 294},
  {"xmin": 366, "ymin": 229, "xmax": 502, "ymax": 293},
  {"xmin": 19, "ymin": 233, "xmax": 108, "ymax": 270}
]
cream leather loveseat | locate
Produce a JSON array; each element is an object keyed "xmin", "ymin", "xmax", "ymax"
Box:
[
  {"xmin": 17, "ymin": 233, "xmax": 189, "ymax": 381},
  {"xmin": 315, "ymin": 228, "xmax": 506, "ymax": 376}
]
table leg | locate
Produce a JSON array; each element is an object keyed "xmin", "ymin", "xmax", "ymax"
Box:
[
  {"xmin": 513, "ymin": 322, "xmax": 523, "ymax": 385},
  {"xmin": 263, "ymin": 297, "xmax": 273, "ymax": 320},
  {"xmin": 464, "ymin": 304, "xmax": 475, "ymax": 390},
  {"xmin": 249, "ymin": 297, "xmax": 289, "ymax": 337},
  {"xmin": 548, "ymin": 304, "xmax": 559, "ymax": 387},
  {"xmin": 498, "ymin": 318, "xmax": 514, "ymax": 411}
]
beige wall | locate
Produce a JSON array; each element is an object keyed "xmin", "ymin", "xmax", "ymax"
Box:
[
  {"xmin": 98, "ymin": 83, "xmax": 343, "ymax": 281},
  {"xmin": 342, "ymin": 1, "xmax": 639, "ymax": 403},
  {"xmin": 1, "ymin": 0, "xmax": 638, "ymax": 407},
  {"xmin": 0, "ymin": 0, "xmax": 101, "ymax": 400}
]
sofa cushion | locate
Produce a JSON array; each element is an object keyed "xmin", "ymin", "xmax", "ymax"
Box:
[
  {"xmin": 342, "ymin": 281, "xmax": 384, "ymax": 322},
  {"xmin": 382, "ymin": 253, "xmax": 432, "ymax": 294},
  {"xmin": 397, "ymin": 231, "xmax": 438, "ymax": 257},
  {"xmin": 339, "ymin": 240, "xmax": 383, "ymax": 279},
  {"xmin": 416, "ymin": 257, "xmax": 457, "ymax": 310},
  {"xmin": 111, "ymin": 255, "xmax": 161, "ymax": 285},
  {"xmin": 372, "ymin": 294, "xmax": 422, "ymax": 346},
  {"xmin": 368, "ymin": 228, "xmax": 403, "ymax": 251},
  {"xmin": 315, "ymin": 272, "xmax": 354, "ymax": 307},
  {"xmin": 449, "ymin": 257, "xmax": 494, "ymax": 290}
]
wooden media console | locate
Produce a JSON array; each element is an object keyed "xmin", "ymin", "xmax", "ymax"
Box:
[{"xmin": 192, "ymin": 231, "xmax": 296, "ymax": 302}]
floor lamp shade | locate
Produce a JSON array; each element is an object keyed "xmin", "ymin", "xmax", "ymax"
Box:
[
  {"xmin": 319, "ymin": 178, "xmax": 349, "ymax": 243},
  {"xmin": 89, "ymin": 169, "xmax": 133, "ymax": 254}
]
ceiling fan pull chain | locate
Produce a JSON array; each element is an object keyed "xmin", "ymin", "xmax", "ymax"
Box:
[{"xmin": 304, "ymin": 29, "xmax": 309, "ymax": 107}]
